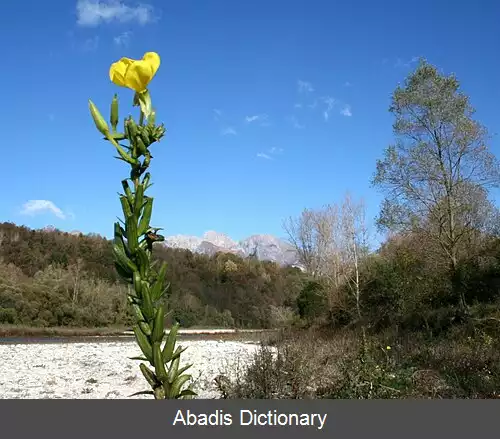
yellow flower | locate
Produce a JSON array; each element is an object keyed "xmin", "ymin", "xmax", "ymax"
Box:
[
  {"xmin": 109, "ymin": 52, "xmax": 161, "ymax": 93},
  {"xmin": 386, "ymin": 346, "xmax": 391, "ymax": 350}
]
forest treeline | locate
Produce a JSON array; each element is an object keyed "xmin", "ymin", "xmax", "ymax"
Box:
[
  {"xmin": 0, "ymin": 222, "xmax": 306, "ymax": 329},
  {"xmin": 1, "ymin": 205, "xmax": 500, "ymax": 334}
]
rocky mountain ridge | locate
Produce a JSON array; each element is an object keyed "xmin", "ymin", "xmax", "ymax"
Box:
[{"xmin": 164, "ymin": 231, "xmax": 300, "ymax": 267}]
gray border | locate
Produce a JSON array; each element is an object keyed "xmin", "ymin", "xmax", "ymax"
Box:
[{"xmin": 1, "ymin": 400, "xmax": 499, "ymax": 438}]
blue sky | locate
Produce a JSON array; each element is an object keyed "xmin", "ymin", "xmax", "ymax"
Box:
[{"xmin": 1, "ymin": 0, "xmax": 499, "ymax": 244}]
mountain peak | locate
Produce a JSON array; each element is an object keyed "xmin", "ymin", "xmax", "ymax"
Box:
[
  {"xmin": 202, "ymin": 231, "xmax": 239, "ymax": 250},
  {"xmin": 163, "ymin": 230, "xmax": 299, "ymax": 266}
]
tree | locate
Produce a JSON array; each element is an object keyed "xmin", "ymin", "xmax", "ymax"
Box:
[
  {"xmin": 340, "ymin": 194, "xmax": 369, "ymax": 324},
  {"xmin": 283, "ymin": 208, "xmax": 323, "ymax": 277},
  {"xmin": 372, "ymin": 60, "xmax": 500, "ymax": 313},
  {"xmin": 283, "ymin": 194, "xmax": 370, "ymax": 322},
  {"xmin": 296, "ymin": 280, "xmax": 328, "ymax": 323},
  {"xmin": 283, "ymin": 205, "xmax": 344, "ymax": 283}
]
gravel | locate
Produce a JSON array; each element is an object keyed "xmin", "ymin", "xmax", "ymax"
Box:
[{"xmin": 0, "ymin": 339, "xmax": 259, "ymax": 399}]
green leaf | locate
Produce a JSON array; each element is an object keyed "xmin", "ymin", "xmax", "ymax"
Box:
[
  {"xmin": 114, "ymin": 142, "xmax": 139, "ymax": 166},
  {"xmin": 134, "ymin": 184, "xmax": 145, "ymax": 218},
  {"xmin": 153, "ymin": 342, "xmax": 168, "ymax": 381},
  {"xmin": 141, "ymin": 283, "xmax": 154, "ymax": 321},
  {"xmin": 114, "ymin": 262, "xmax": 132, "ymax": 281},
  {"xmin": 133, "ymin": 324, "xmax": 153, "ymax": 363},
  {"xmin": 178, "ymin": 389, "xmax": 197, "ymax": 399},
  {"xmin": 136, "ymin": 247, "xmax": 150, "ymax": 279},
  {"xmin": 177, "ymin": 363, "xmax": 193, "ymax": 376},
  {"xmin": 150, "ymin": 262, "xmax": 168, "ymax": 302},
  {"xmin": 129, "ymin": 390, "xmax": 155, "ymax": 397},
  {"xmin": 121, "ymin": 180, "xmax": 134, "ymax": 206},
  {"xmin": 168, "ymin": 374, "xmax": 192, "ymax": 399},
  {"xmin": 139, "ymin": 363, "xmax": 159, "ymax": 388},
  {"xmin": 162, "ymin": 323, "xmax": 179, "ymax": 363},
  {"xmin": 112, "ymin": 244, "xmax": 138, "ymax": 274},
  {"xmin": 171, "ymin": 345, "xmax": 188, "ymax": 361},
  {"xmin": 167, "ymin": 356, "xmax": 180, "ymax": 384},
  {"xmin": 151, "ymin": 305, "xmax": 165, "ymax": 344},
  {"xmin": 138, "ymin": 197, "xmax": 153, "ymax": 236},
  {"xmin": 125, "ymin": 215, "xmax": 138, "ymax": 254},
  {"xmin": 120, "ymin": 196, "xmax": 133, "ymax": 221}
]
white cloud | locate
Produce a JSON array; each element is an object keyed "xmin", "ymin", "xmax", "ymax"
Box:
[
  {"xmin": 113, "ymin": 31, "xmax": 132, "ymax": 46},
  {"xmin": 321, "ymin": 96, "xmax": 336, "ymax": 121},
  {"xmin": 20, "ymin": 200, "xmax": 68, "ymax": 220},
  {"xmin": 394, "ymin": 56, "xmax": 419, "ymax": 68},
  {"xmin": 269, "ymin": 147, "xmax": 284, "ymax": 154},
  {"xmin": 221, "ymin": 127, "xmax": 237, "ymax": 136},
  {"xmin": 340, "ymin": 105, "xmax": 352, "ymax": 117},
  {"xmin": 322, "ymin": 96, "xmax": 336, "ymax": 109},
  {"xmin": 294, "ymin": 103, "xmax": 302, "ymax": 109},
  {"xmin": 245, "ymin": 114, "xmax": 269, "ymax": 124},
  {"xmin": 257, "ymin": 147, "xmax": 284, "ymax": 160},
  {"xmin": 308, "ymin": 100, "xmax": 318, "ymax": 109},
  {"xmin": 289, "ymin": 115, "xmax": 305, "ymax": 129},
  {"xmin": 245, "ymin": 115, "xmax": 259, "ymax": 123},
  {"xmin": 76, "ymin": 0, "xmax": 157, "ymax": 27},
  {"xmin": 257, "ymin": 153, "xmax": 272, "ymax": 160},
  {"xmin": 297, "ymin": 80, "xmax": 314, "ymax": 93}
]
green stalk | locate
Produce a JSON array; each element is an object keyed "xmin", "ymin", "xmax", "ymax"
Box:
[{"xmin": 88, "ymin": 92, "xmax": 195, "ymax": 400}]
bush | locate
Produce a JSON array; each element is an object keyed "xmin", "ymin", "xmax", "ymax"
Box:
[
  {"xmin": 0, "ymin": 307, "xmax": 17, "ymax": 324},
  {"xmin": 219, "ymin": 326, "xmax": 500, "ymax": 399},
  {"xmin": 296, "ymin": 281, "xmax": 328, "ymax": 324},
  {"xmin": 217, "ymin": 330, "xmax": 358, "ymax": 399}
]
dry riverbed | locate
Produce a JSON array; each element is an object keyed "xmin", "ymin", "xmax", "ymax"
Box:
[{"xmin": 0, "ymin": 338, "xmax": 260, "ymax": 399}]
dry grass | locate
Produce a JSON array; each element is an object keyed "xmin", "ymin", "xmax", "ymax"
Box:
[{"xmin": 217, "ymin": 325, "xmax": 500, "ymax": 399}]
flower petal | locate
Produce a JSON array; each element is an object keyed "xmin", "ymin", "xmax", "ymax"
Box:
[
  {"xmin": 143, "ymin": 52, "xmax": 161, "ymax": 75},
  {"xmin": 109, "ymin": 57, "xmax": 134, "ymax": 87},
  {"xmin": 129, "ymin": 63, "xmax": 154, "ymax": 92},
  {"xmin": 109, "ymin": 52, "xmax": 161, "ymax": 92}
]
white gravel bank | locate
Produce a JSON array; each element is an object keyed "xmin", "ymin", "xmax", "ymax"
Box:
[{"xmin": 0, "ymin": 340, "xmax": 259, "ymax": 399}]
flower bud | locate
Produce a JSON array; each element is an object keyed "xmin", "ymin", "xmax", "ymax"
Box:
[
  {"xmin": 88, "ymin": 100, "xmax": 109, "ymax": 136},
  {"xmin": 110, "ymin": 94, "xmax": 119, "ymax": 132},
  {"xmin": 153, "ymin": 124, "xmax": 166, "ymax": 141},
  {"xmin": 143, "ymin": 152, "xmax": 151, "ymax": 167},
  {"xmin": 136, "ymin": 137, "xmax": 148, "ymax": 156},
  {"xmin": 126, "ymin": 117, "xmax": 139, "ymax": 140}
]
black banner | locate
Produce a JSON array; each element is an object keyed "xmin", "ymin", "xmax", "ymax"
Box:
[{"xmin": 0, "ymin": 400, "xmax": 498, "ymax": 438}]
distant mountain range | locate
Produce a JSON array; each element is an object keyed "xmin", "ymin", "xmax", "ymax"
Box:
[
  {"xmin": 163, "ymin": 231, "xmax": 301, "ymax": 267},
  {"xmin": 39, "ymin": 225, "xmax": 302, "ymax": 268}
]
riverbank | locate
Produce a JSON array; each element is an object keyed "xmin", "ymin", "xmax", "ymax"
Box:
[
  {"xmin": 0, "ymin": 325, "xmax": 278, "ymax": 345},
  {"xmin": 0, "ymin": 325, "xmax": 128, "ymax": 338},
  {"xmin": 0, "ymin": 338, "xmax": 259, "ymax": 399}
]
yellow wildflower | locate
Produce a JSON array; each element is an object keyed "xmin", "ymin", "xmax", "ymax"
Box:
[{"xmin": 109, "ymin": 52, "xmax": 161, "ymax": 93}]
